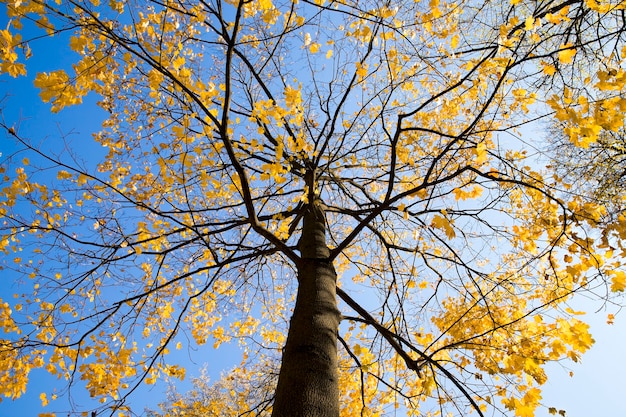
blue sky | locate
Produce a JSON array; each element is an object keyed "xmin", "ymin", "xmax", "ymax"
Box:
[{"xmin": 1, "ymin": 4, "xmax": 626, "ymax": 417}]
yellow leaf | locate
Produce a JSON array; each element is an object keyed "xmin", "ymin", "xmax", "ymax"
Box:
[
  {"xmin": 284, "ymin": 85, "xmax": 301, "ymax": 109},
  {"xmin": 309, "ymin": 42, "xmax": 320, "ymax": 54},
  {"xmin": 558, "ymin": 43, "xmax": 576, "ymax": 64},
  {"xmin": 57, "ymin": 170, "xmax": 73, "ymax": 180},
  {"xmin": 453, "ymin": 185, "xmax": 483, "ymax": 201},
  {"xmin": 431, "ymin": 214, "xmax": 456, "ymax": 239},
  {"xmin": 542, "ymin": 62, "xmax": 556, "ymax": 75},
  {"xmin": 474, "ymin": 142, "xmax": 488, "ymax": 165},
  {"xmin": 69, "ymin": 35, "xmax": 88, "ymax": 52},
  {"xmin": 355, "ymin": 62, "xmax": 368, "ymax": 79},
  {"xmin": 1, "ymin": 61, "xmax": 26, "ymax": 77},
  {"xmin": 607, "ymin": 313, "xmax": 615, "ymax": 325},
  {"xmin": 610, "ymin": 270, "xmax": 626, "ymax": 292},
  {"xmin": 172, "ymin": 55, "xmax": 185, "ymax": 71},
  {"xmin": 565, "ymin": 307, "xmax": 585, "ymax": 315},
  {"xmin": 450, "ymin": 35, "xmax": 459, "ymax": 49},
  {"xmin": 258, "ymin": 0, "xmax": 273, "ymax": 10},
  {"xmin": 524, "ymin": 16, "xmax": 534, "ymax": 30}
]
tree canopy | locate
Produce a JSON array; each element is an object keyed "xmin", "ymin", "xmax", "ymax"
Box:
[
  {"xmin": 548, "ymin": 122, "xmax": 626, "ymax": 209},
  {"xmin": 1, "ymin": 0, "xmax": 626, "ymax": 416}
]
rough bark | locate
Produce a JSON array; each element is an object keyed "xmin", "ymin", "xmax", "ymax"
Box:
[{"xmin": 271, "ymin": 200, "xmax": 341, "ymax": 417}]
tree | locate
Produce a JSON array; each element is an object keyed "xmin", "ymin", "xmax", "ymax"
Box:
[
  {"xmin": 147, "ymin": 358, "xmax": 278, "ymax": 417},
  {"xmin": 1, "ymin": 0, "xmax": 626, "ymax": 416},
  {"xmin": 548, "ymin": 118, "xmax": 626, "ymax": 211}
]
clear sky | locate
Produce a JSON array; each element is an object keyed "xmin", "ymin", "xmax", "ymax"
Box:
[{"xmin": 1, "ymin": 4, "xmax": 625, "ymax": 417}]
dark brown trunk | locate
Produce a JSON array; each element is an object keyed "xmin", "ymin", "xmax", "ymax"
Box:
[{"xmin": 271, "ymin": 201, "xmax": 341, "ymax": 417}]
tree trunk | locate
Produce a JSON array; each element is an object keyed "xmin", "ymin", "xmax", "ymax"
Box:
[{"xmin": 271, "ymin": 201, "xmax": 341, "ymax": 417}]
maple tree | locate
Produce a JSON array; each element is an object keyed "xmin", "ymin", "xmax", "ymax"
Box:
[
  {"xmin": 548, "ymin": 123, "xmax": 626, "ymax": 208},
  {"xmin": 1, "ymin": 0, "xmax": 626, "ymax": 416}
]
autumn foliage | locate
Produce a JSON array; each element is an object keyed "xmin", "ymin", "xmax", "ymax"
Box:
[{"xmin": 1, "ymin": 0, "xmax": 626, "ymax": 416}]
